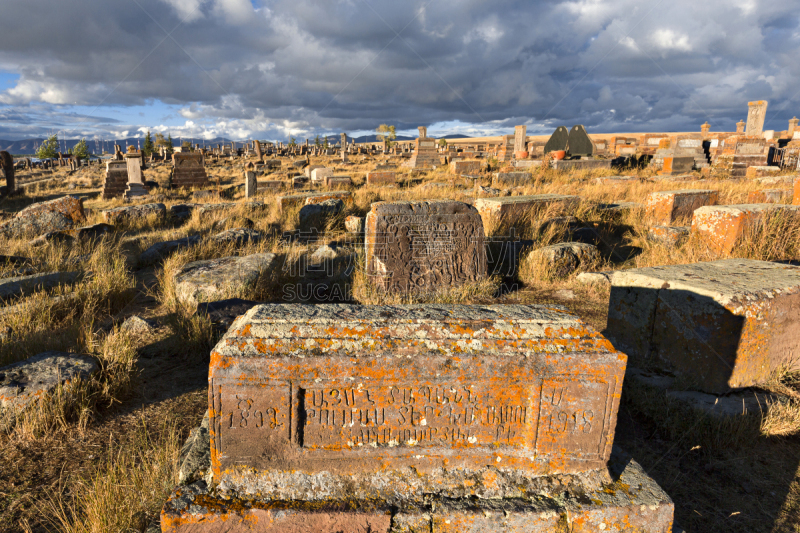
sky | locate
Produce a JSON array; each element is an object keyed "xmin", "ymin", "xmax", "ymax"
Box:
[{"xmin": 0, "ymin": 0, "xmax": 798, "ymax": 142}]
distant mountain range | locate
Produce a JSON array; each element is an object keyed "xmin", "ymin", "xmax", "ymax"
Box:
[{"xmin": 0, "ymin": 133, "xmax": 473, "ymax": 155}]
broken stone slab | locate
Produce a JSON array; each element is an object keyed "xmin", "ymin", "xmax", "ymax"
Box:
[
  {"xmin": 691, "ymin": 204, "xmax": 800, "ymax": 255},
  {"xmin": 0, "ymin": 271, "xmax": 81, "ymax": 301},
  {"xmin": 102, "ymin": 203, "xmax": 166, "ymax": 225},
  {"xmin": 0, "ymin": 351, "xmax": 98, "ymax": 431},
  {"xmin": 209, "ymin": 304, "xmax": 627, "ymax": 488},
  {"xmin": 645, "ymin": 189, "xmax": 718, "ymax": 226},
  {"xmin": 529, "ymin": 242, "xmax": 598, "ymax": 277},
  {"xmin": 169, "ymin": 203, "xmax": 197, "ymax": 222},
  {"xmin": 366, "ymin": 171, "xmax": 397, "ymax": 186},
  {"xmin": 277, "ymin": 191, "xmax": 353, "ymax": 212},
  {"xmin": 161, "ymin": 447, "xmax": 672, "ymax": 532},
  {"xmin": 174, "ymin": 253, "xmax": 276, "ymax": 307},
  {"xmin": 0, "ymin": 196, "xmax": 85, "ymax": 239},
  {"xmin": 179, "ymin": 411, "xmax": 211, "ymax": 485},
  {"xmin": 344, "ymin": 215, "xmax": 364, "ymax": 233},
  {"xmin": 474, "ymin": 194, "xmax": 581, "ymax": 229},
  {"xmin": 746, "ymin": 189, "xmax": 791, "ymax": 204},
  {"xmin": 196, "ymin": 201, "xmax": 265, "ymax": 216},
  {"xmin": 606, "ymin": 259, "xmax": 800, "ymax": 394},
  {"xmin": 626, "ymin": 368, "xmax": 778, "ymax": 419},
  {"xmin": 647, "ymin": 226, "xmax": 689, "ymax": 247},
  {"xmin": 209, "ymin": 228, "xmax": 263, "ymax": 246},
  {"xmin": 298, "ymin": 199, "xmax": 344, "ymax": 232},
  {"xmin": 138, "ymin": 236, "xmax": 201, "ymax": 266},
  {"xmin": 365, "ymin": 201, "xmax": 487, "ymax": 292},
  {"xmin": 491, "ymin": 172, "xmax": 530, "ymax": 188}
]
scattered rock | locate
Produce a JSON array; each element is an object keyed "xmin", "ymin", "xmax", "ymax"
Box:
[
  {"xmin": 553, "ymin": 288, "xmax": 577, "ymax": 300},
  {"xmin": 174, "ymin": 253, "xmax": 276, "ymax": 306},
  {"xmin": 138, "ymin": 235, "xmax": 201, "ymax": 266},
  {"xmin": 647, "ymin": 226, "xmax": 689, "ymax": 247},
  {"xmin": 120, "ymin": 315, "xmax": 155, "ymax": 335},
  {"xmin": 196, "ymin": 298, "xmax": 260, "ymax": 332},
  {"xmin": 0, "ymin": 256, "xmax": 28, "ymax": 267},
  {"xmin": 74, "ymin": 223, "xmax": 115, "ymax": 240},
  {"xmin": 169, "ymin": 203, "xmax": 197, "ymax": 222},
  {"xmin": 0, "ymin": 196, "xmax": 85, "ymax": 239},
  {"xmin": 102, "ymin": 203, "xmax": 166, "ymax": 225},
  {"xmin": 29, "ymin": 230, "xmax": 74, "ymax": 247},
  {"xmin": 575, "ymin": 271, "xmax": 615, "ymax": 286},
  {"xmin": 529, "ymin": 242, "xmax": 599, "ymax": 277},
  {"xmin": 210, "ymin": 228, "xmax": 263, "ymax": 246},
  {"xmin": 345, "ymin": 216, "xmax": 364, "ymax": 234},
  {"xmin": 213, "ymin": 216, "xmax": 254, "ymax": 231},
  {"xmin": 0, "ymin": 271, "xmax": 81, "ymax": 301},
  {"xmin": 0, "ymin": 351, "xmax": 98, "ymax": 430}
]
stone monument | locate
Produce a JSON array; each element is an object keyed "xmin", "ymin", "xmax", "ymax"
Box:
[
  {"xmin": 123, "ymin": 151, "xmax": 148, "ymax": 199},
  {"xmin": 567, "ymin": 125, "xmax": 595, "ymax": 157},
  {"xmin": 406, "ymin": 127, "xmax": 438, "ymax": 170},
  {"xmin": 543, "ymin": 126, "xmax": 569, "ymax": 154},
  {"xmin": 171, "ymin": 153, "xmax": 210, "ymax": 189},
  {"xmin": 365, "ymin": 200, "xmax": 487, "ymax": 292},
  {"xmin": 160, "ymin": 303, "xmax": 675, "ymax": 531},
  {"xmin": 746, "ymin": 100, "xmax": 768, "ymax": 138},
  {"xmin": 102, "ymin": 160, "xmax": 129, "ymax": 199},
  {"xmin": 514, "ymin": 125, "xmax": 527, "ymax": 158},
  {"xmin": 244, "ymin": 171, "xmax": 258, "ymax": 198}
]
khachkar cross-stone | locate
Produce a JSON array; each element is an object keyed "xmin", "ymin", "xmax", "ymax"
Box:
[
  {"xmin": 341, "ymin": 133, "xmax": 348, "ymax": 162},
  {"xmin": 418, "ymin": 126, "xmax": 427, "ymax": 139},
  {"xmin": 746, "ymin": 100, "xmax": 768, "ymax": 138},
  {"xmin": 123, "ymin": 151, "xmax": 148, "ymax": 199}
]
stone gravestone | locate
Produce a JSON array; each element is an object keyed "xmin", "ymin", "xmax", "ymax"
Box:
[
  {"xmin": 171, "ymin": 153, "xmax": 209, "ymax": 189},
  {"xmin": 543, "ymin": 126, "xmax": 569, "ymax": 154},
  {"xmin": 406, "ymin": 130, "xmax": 439, "ymax": 170},
  {"xmin": 253, "ymin": 140, "xmax": 263, "ymax": 161},
  {"xmin": 244, "ymin": 171, "xmax": 258, "ymax": 198},
  {"xmin": 736, "ymin": 119, "xmax": 746, "ymax": 133},
  {"xmin": 340, "ymin": 133, "xmax": 348, "ymax": 163},
  {"xmin": 746, "ymin": 100, "xmax": 768, "ymax": 138},
  {"xmin": 160, "ymin": 303, "xmax": 674, "ymax": 531},
  {"xmin": 418, "ymin": 126, "xmax": 427, "ymax": 138},
  {"xmin": 567, "ymin": 125, "xmax": 595, "ymax": 157},
  {"xmin": 0, "ymin": 151, "xmax": 14, "ymax": 195},
  {"xmin": 365, "ymin": 200, "xmax": 487, "ymax": 292},
  {"xmin": 102, "ymin": 161, "xmax": 129, "ymax": 199},
  {"xmin": 514, "ymin": 125, "xmax": 527, "ymax": 155},
  {"xmin": 123, "ymin": 152, "xmax": 148, "ymax": 199}
]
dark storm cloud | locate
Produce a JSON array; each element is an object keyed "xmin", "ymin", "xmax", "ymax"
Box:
[{"xmin": 0, "ymin": 0, "xmax": 798, "ymax": 140}]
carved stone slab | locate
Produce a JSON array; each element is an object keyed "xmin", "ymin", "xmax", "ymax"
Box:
[
  {"xmin": 365, "ymin": 200, "xmax": 487, "ymax": 292},
  {"xmin": 209, "ymin": 304, "xmax": 627, "ymax": 489}
]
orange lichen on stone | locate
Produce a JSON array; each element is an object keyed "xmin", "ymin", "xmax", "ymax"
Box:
[
  {"xmin": 645, "ymin": 189, "xmax": 718, "ymax": 226},
  {"xmin": 691, "ymin": 204, "xmax": 800, "ymax": 255}
]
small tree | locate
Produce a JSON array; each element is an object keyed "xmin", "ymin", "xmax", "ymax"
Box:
[
  {"xmin": 438, "ymin": 139, "xmax": 447, "ymax": 149},
  {"xmin": 376, "ymin": 124, "xmax": 396, "ymax": 147},
  {"xmin": 289, "ymin": 137, "xmax": 297, "ymax": 147},
  {"xmin": 166, "ymin": 133, "xmax": 175, "ymax": 155},
  {"xmin": 142, "ymin": 131, "xmax": 155, "ymax": 158},
  {"xmin": 181, "ymin": 140, "xmax": 193, "ymax": 152},
  {"xmin": 36, "ymin": 133, "xmax": 59, "ymax": 159},
  {"xmin": 323, "ymin": 136, "xmax": 329, "ymax": 149},
  {"xmin": 314, "ymin": 135, "xmax": 321, "ymax": 148},
  {"xmin": 71, "ymin": 138, "xmax": 90, "ymax": 159}
]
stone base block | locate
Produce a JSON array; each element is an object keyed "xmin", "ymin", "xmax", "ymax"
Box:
[
  {"xmin": 160, "ymin": 449, "xmax": 673, "ymax": 532},
  {"xmin": 551, "ymin": 159, "xmax": 612, "ymax": 171}
]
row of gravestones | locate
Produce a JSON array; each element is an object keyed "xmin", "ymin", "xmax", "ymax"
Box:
[{"xmin": 543, "ymin": 125, "xmax": 595, "ymax": 157}]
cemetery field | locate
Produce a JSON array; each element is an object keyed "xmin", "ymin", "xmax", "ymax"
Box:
[{"xmin": 0, "ymin": 154, "xmax": 799, "ymax": 532}]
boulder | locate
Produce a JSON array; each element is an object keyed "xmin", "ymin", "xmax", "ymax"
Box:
[
  {"xmin": 29, "ymin": 230, "xmax": 75, "ymax": 247},
  {"xmin": 0, "ymin": 271, "xmax": 81, "ymax": 301},
  {"xmin": 74, "ymin": 223, "xmax": 115, "ymax": 240},
  {"xmin": 102, "ymin": 203, "xmax": 166, "ymax": 225},
  {"xmin": 173, "ymin": 253, "xmax": 276, "ymax": 306},
  {"xmin": 210, "ymin": 228, "xmax": 264, "ymax": 246},
  {"xmin": 344, "ymin": 216, "xmax": 364, "ymax": 234},
  {"xmin": 0, "ymin": 351, "xmax": 98, "ymax": 430},
  {"xmin": 0, "ymin": 196, "xmax": 85, "ymax": 239},
  {"xmin": 529, "ymin": 242, "xmax": 599, "ymax": 277},
  {"xmin": 138, "ymin": 236, "xmax": 201, "ymax": 266}
]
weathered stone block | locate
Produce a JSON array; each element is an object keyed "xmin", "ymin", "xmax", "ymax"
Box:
[
  {"xmin": 606, "ymin": 259, "xmax": 800, "ymax": 393},
  {"xmin": 310, "ymin": 167, "xmax": 332, "ymax": 183},
  {"xmin": 174, "ymin": 254, "xmax": 276, "ymax": 307},
  {"xmin": 277, "ymin": 191, "xmax": 352, "ymax": 212},
  {"xmin": 747, "ymin": 189, "xmax": 791, "ymax": 204},
  {"xmin": 647, "ymin": 226, "xmax": 689, "ymax": 247},
  {"xmin": 0, "ymin": 351, "xmax": 97, "ymax": 430},
  {"xmin": 0, "ymin": 271, "xmax": 81, "ymax": 301},
  {"xmin": 745, "ymin": 166, "xmax": 780, "ymax": 179},
  {"xmin": 366, "ymin": 171, "xmax": 397, "ymax": 186},
  {"xmin": 658, "ymin": 156, "xmax": 694, "ymax": 175},
  {"xmin": 365, "ymin": 201, "xmax": 486, "ymax": 292},
  {"xmin": 450, "ymin": 160, "xmax": 484, "ymax": 175},
  {"xmin": 645, "ymin": 190, "xmax": 718, "ymax": 226},
  {"xmin": 491, "ymin": 172, "xmax": 530, "ymax": 188},
  {"xmin": 103, "ymin": 203, "xmax": 167, "ymax": 225},
  {"xmin": 208, "ymin": 304, "xmax": 627, "ymax": 489},
  {"xmin": 475, "ymin": 195, "xmax": 581, "ymax": 230},
  {"xmin": 691, "ymin": 204, "xmax": 800, "ymax": 255},
  {"xmin": 324, "ymin": 175, "xmax": 351, "ymax": 188}
]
